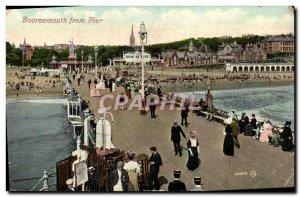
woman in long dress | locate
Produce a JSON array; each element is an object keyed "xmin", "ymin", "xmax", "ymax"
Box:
[
  {"xmin": 112, "ymin": 81, "xmax": 116, "ymax": 92},
  {"xmin": 259, "ymin": 120, "xmax": 273, "ymax": 143},
  {"xmin": 223, "ymin": 117, "xmax": 234, "ymax": 156},
  {"xmin": 186, "ymin": 130, "xmax": 200, "ymax": 171},
  {"xmin": 281, "ymin": 121, "xmax": 293, "ymax": 151},
  {"xmin": 123, "ymin": 151, "xmax": 141, "ymax": 191},
  {"xmin": 90, "ymin": 82, "xmax": 96, "ymax": 97}
]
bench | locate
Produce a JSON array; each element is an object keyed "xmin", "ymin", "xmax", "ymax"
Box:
[{"xmin": 198, "ymin": 111, "xmax": 227, "ymax": 124}]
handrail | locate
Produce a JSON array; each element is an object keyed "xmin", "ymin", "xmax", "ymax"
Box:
[{"xmin": 29, "ymin": 169, "xmax": 49, "ymax": 191}]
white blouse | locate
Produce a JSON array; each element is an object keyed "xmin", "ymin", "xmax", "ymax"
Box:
[
  {"xmin": 190, "ymin": 138, "xmax": 198, "ymax": 147},
  {"xmin": 189, "ymin": 138, "xmax": 200, "ymax": 154},
  {"xmin": 123, "ymin": 161, "xmax": 141, "ymax": 173}
]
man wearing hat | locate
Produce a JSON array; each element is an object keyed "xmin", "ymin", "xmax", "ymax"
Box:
[
  {"xmin": 110, "ymin": 161, "xmax": 129, "ymax": 191},
  {"xmin": 190, "ymin": 177, "xmax": 203, "ymax": 191},
  {"xmin": 65, "ymin": 178, "xmax": 75, "ymax": 192},
  {"xmin": 149, "ymin": 146, "xmax": 163, "ymax": 190},
  {"xmin": 171, "ymin": 120, "xmax": 187, "ymax": 156},
  {"xmin": 181, "ymin": 102, "xmax": 189, "ymax": 127},
  {"xmin": 168, "ymin": 170, "xmax": 186, "ymax": 191},
  {"xmin": 239, "ymin": 112, "xmax": 249, "ymax": 134},
  {"xmin": 87, "ymin": 166, "xmax": 99, "ymax": 191}
]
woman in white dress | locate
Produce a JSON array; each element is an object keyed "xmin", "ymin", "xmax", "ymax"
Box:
[
  {"xmin": 112, "ymin": 81, "xmax": 116, "ymax": 92},
  {"xmin": 123, "ymin": 151, "xmax": 141, "ymax": 191}
]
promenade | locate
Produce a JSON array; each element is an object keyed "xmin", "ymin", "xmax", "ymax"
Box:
[{"xmin": 72, "ymin": 73, "xmax": 294, "ymax": 191}]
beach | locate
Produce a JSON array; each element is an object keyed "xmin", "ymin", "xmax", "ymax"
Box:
[
  {"xmin": 6, "ymin": 67, "xmax": 64, "ymax": 98},
  {"xmin": 6, "ymin": 66, "xmax": 294, "ymax": 98}
]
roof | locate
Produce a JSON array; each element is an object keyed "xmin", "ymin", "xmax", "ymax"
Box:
[
  {"xmin": 113, "ymin": 57, "xmax": 125, "ymax": 61},
  {"xmin": 264, "ymin": 36, "xmax": 294, "ymax": 42}
]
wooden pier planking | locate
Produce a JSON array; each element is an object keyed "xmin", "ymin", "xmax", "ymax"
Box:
[{"xmin": 72, "ymin": 74, "xmax": 294, "ymax": 191}]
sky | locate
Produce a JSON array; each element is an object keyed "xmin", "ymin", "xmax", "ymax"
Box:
[{"xmin": 6, "ymin": 6, "xmax": 294, "ymax": 46}]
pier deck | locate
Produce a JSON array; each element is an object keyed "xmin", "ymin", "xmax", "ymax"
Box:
[{"xmin": 73, "ymin": 74, "xmax": 294, "ymax": 191}]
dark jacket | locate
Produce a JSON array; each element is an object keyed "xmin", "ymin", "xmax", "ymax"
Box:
[
  {"xmin": 171, "ymin": 125, "xmax": 186, "ymax": 143},
  {"xmin": 149, "ymin": 152, "xmax": 163, "ymax": 174},
  {"xmin": 168, "ymin": 180, "xmax": 186, "ymax": 191},
  {"xmin": 250, "ymin": 117, "xmax": 257, "ymax": 129},
  {"xmin": 281, "ymin": 127, "xmax": 293, "ymax": 151},
  {"xmin": 149, "ymin": 104, "xmax": 156, "ymax": 111},
  {"xmin": 181, "ymin": 106, "xmax": 189, "ymax": 117},
  {"xmin": 110, "ymin": 169, "xmax": 129, "ymax": 191}
]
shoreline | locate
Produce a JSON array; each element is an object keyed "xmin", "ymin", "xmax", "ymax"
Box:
[
  {"xmin": 6, "ymin": 79, "xmax": 294, "ymax": 99},
  {"xmin": 157, "ymin": 79, "xmax": 294, "ymax": 94},
  {"xmin": 6, "ymin": 93, "xmax": 63, "ymax": 99}
]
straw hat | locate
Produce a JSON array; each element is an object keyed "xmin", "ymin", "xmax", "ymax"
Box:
[
  {"xmin": 66, "ymin": 179, "xmax": 73, "ymax": 185},
  {"xmin": 127, "ymin": 150, "xmax": 135, "ymax": 158}
]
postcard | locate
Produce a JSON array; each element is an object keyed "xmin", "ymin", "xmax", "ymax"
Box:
[{"xmin": 6, "ymin": 6, "xmax": 295, "ymax": 192}]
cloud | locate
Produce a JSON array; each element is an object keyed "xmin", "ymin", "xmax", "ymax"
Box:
[
  {"xmin": 64, "ymin": 9, "xmax": 96, "ymax": 18},
  {"xmin": 34, "ymin": 9, "xmax": 62, "ymax": 18},
  {"xmin": 6, "ymin": 7, "xmax": 295, "ymax": 46}
]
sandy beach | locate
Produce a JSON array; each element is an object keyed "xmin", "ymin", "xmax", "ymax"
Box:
[
  {"xmin": 6, "ymin": 67, "xmax": 64, "ymax": 98},
  {"xmin": 6, "ymin": 66, "xmax": 294, "ymax": 98}
]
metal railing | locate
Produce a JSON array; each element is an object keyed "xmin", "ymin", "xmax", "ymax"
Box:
[{"xmin": 9, "ymin": 169, "xmax": 56, "ymax": 192}]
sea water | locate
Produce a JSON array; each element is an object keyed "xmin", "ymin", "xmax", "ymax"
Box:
[
  {"xmin": 177, "ymin": 85, "xmax": 294, "ymax": 130},
  {"xmin": 6, "ymin": 97, "xmax": 75, "ymax": 191}
]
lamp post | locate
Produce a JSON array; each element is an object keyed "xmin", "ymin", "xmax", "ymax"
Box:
[
  {"xmin": 138, "ymin": 21, "xmax": 147, "ymax": 113},
  {"xmin": 81, "ymin": 49, "xmax": 83, "ymax": 72},
  {"xmin": 73, "ymin": 123, "xmax": 84, "ymax": 160},
  {"xmin": 100, "ymin": 62, "xmax": 103, "ymax": 80},
  {"xmin": 95, "ymin": 46, "xmax": 98, "ymax": 79},
  {"xmin": 22, "ymin": 47, "xmax": 24, "ymax": 71}
]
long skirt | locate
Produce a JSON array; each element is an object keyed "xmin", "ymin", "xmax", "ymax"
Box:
[
  {"xmin": 223, "ymin": 134, "xmax": 234, "ymax": 156},
  {"xmin": 127, "ymin": 171, "xmax": 139, "ymax": 191},
  {"xmin": 282, "ymin": 138, "xmax": 293, "ymax": 151},
  {"xmin": 186, "ymin": 147, "xmax": 199, "ymax": 171}
]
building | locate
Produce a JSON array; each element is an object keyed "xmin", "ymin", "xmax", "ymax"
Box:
[
  {"xmin": 54, "ymin": 44, "xmax": 70, "ymax": 51},
  {"xmin": 226, "ymin": 63, "xmax": 294, "ymax": 72},
  {"xmin": 240, "ymin": 44, "xmax": 267, "ymax": 61},
  {"xmin": 260, "ymin": 35, "xmax": 294, "ymax": 54},
  {"xmin": 49, "ymin": 38, "xmax": 94, "ymax": 70},
  {"xmin": 130, "ymin": 25, "xmax": 135, "ymax": 47},
  {"xmin": 217, "ymin": 41, "xmax": 242, "ymax": 63},
  {"xmin": 113, "ymin": 50, "xmax": 160, "ymax": 66},
  {"xmin": 161, "ymin": 40, "xmax": 217, "ymax": 67},
  {"xmin": 20, "ymin": 38, "xmax": 33, "ymax": 60}
]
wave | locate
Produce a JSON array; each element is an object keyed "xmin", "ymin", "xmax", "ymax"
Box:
[{"xmin": 6, "ymin": 98, "xmax": 68, "ymax": 105}]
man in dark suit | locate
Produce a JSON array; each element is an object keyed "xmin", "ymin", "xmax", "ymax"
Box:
[
  {"xmin": 181, "ymin": 103, "xmax": 189, "ymax": 127},
  {"xmin": 110, "ymin": 161, "xmax": 129, "ymax": 191},
  {"xmin": 171, "ymin": 120, "xmax": 186, "ymax": 156},
  {"xmin": 149, "ymin": 146, "xmax": 163, "ymax": 190},
  {"xmin": 109, "ymin": 78, "xmax": 113, "ymax": 92},
  {"xmin": 168, "ymin": 170, "xmax": 186, "ymax": 192}
]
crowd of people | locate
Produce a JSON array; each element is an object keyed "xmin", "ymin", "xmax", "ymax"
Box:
[
  {"xmin": 62, "ymin": 70, "xmax": 293, "ymax": 192},
  {"xmin": 222, "ymin": 112, "xmax": 294, "ymax": 157}
]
